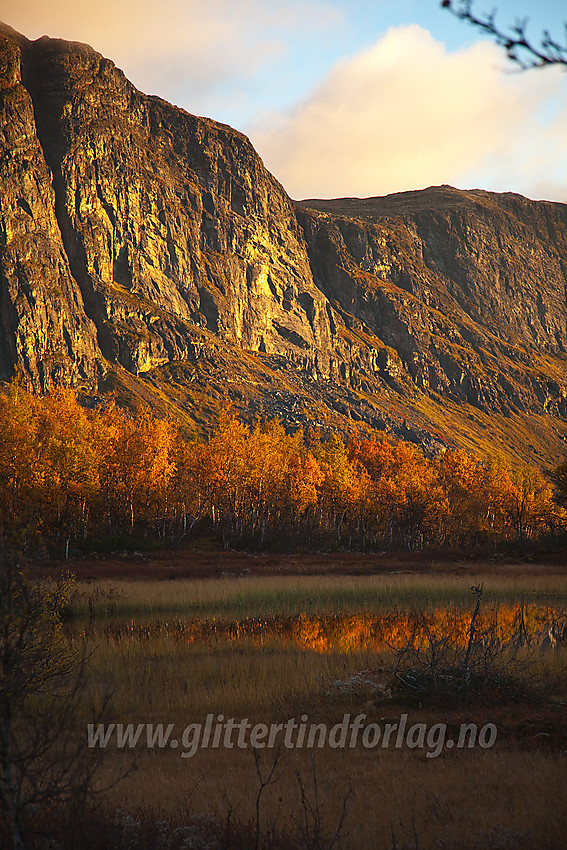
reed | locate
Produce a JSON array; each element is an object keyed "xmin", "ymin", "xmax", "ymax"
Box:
[
  {"xmin": 70, "ymin": 571, "xmax": 567, "ymax": 621},
  {"xmin": 69, "ymin": 572, "xmax": 567, "ymax": 849}
]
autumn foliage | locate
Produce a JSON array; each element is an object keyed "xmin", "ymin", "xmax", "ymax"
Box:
[{"xmin": 0, "ymin": 383, "xmax": 561, "ymax": 553}]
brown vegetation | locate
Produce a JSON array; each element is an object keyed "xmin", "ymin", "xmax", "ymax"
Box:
[
  {"xmin": 2, "ymin": 559, "xmax": 567, "ymax": 849},
  {"xmin": 63, "ymin": 575, "xmax": 567, "ymax": 850}
]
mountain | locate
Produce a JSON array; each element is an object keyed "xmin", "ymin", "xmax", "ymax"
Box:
[{"xmin": 1, "ymin": 22, "xmax": 567, "ymax": 470}]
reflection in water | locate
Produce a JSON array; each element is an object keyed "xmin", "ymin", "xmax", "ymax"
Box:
[{"xmin": 84, "ymin": 604, "xmax": 567, "ymax": 653}]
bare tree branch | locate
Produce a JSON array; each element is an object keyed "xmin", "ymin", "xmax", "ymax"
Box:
[
  {"xmin": 0, "ymin": 558, "xmax": 106, "ymax": 849},
  {"xmin": 442, "ymin": 1, "xmax": 567, "ymax": 69}
]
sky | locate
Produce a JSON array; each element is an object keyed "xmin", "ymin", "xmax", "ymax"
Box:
[{"xmin": 3, "ymin": 0, "xmax": 567, "ymax": 202}]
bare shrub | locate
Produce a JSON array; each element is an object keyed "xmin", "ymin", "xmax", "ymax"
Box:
[
  {"xmin": 0, "ymin": 556, "xmax": 105, "ymax": 849},
  {"xmin": 292, "ymin": 756, "xmax": 351, "ymax": 850},
  {"xmin": 389, "ymin": 585, "xmax": 541, "ymax": 705}
]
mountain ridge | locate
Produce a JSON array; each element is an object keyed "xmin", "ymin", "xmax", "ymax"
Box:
[{"xmin": 1, "ymin": 22, "xmax": 567, "ymax": 471}]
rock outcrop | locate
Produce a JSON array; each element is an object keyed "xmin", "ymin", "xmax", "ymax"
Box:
[
  {"xmin": 1, "ymin": 23, "xmax": 333, "ymax": 387},
  {"xmin": 297, "ymin": 188, "xmax": 567, "ymax": 417},
  {"xmin": 1, "ymin": 23, "xmax": 567, "ymax": 468}
]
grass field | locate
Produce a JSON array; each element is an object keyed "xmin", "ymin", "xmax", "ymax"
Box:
[
  {"xmin": 54, "ymin": 554, "xmax": 567, "ymax": 849},
  {"xmin": 70, "ymin": 570, "xmax": 567, "ymax": 619}
]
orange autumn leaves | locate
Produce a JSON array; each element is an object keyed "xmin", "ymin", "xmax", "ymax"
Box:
[{"xmin": 0, "ymin": 383, "xmax": 560, "ymax": 551}]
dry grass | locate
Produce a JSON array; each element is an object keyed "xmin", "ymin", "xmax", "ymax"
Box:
[
  {"xmin": 66, "ymin": 569, "xmax": 567, "ymax": 849},
  {"xmin": 70, "ymin": 571, "xmax": 567, "ymax": 620},
  {"xmin": 94, "ymin": 745, "xmax": 567, "ymax": 849},
  {"xmin": 84, "ymin": 637, "xmax": 388, "ymax": 717}
]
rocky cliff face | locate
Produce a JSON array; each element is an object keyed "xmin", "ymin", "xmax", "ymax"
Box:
[
  {"xmin": 1, "ymin": 23, "xmax": 567, "ymax": 468},
  {"xmin": 0, "ymin": 25, "xmax": 102, "ymax": 389},
  {"xmin": 297, "ymin": 188, "xmax": 567, "ymax": 417},
  {"xmin": 1, "ymin": 23, "xmax": 333, "ymax": 387}
]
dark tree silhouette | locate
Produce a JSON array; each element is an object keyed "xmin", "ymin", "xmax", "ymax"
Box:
[
  {"xmin": 442, "ymin": 0, "xmax": 567, "ymax": 69},
  {"xmin": 0, "ymin": 559, "xmax": 102, "ymax": 850}
]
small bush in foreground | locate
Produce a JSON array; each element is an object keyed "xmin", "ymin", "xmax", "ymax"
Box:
[{"xmin": 388, "ymin": 585, "xmax": 546, "ymax": 706}]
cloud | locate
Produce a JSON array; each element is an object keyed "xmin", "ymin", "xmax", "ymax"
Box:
[
  {"xmin": 4, "ymin": 6, "xmax": 565, "ymax": 202},
  {"xmin": 1, "ymin": 0, "xmax": 341, "ymax": 116},
  {"xmin": 248, "ymin": 25, "xmax": 567, "ymax": 202}
]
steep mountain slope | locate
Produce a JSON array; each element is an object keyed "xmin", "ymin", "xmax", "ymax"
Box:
[
  {"xmin": 1, "ymin": 23, "xmax": 566, "ymax": 470},
  {"xmin": 0, "ymin": 24, "xmax": 332, "ymax": 380},
  {"xmin": 298, "ymin": 188, "xmax": 567, "ymax": 416}
]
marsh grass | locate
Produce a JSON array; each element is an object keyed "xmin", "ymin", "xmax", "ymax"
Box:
[
  {"xmin": 74, "ymin": 572, "xmax": 567, "ymax": 717},
  {"xmin": 92, "ymin": 746, "xmax": 567, "ymax": 850},
  {"xmin": 70, "ymin": 572, "xmax": 567, "ymax": 621},
  {"xmin": 84, "ymin": 637, "xmax": 388, "ymax": 717},
  {"xmin": 67, "ymin": 571, "xmax": 567, "ymax": 850}
]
